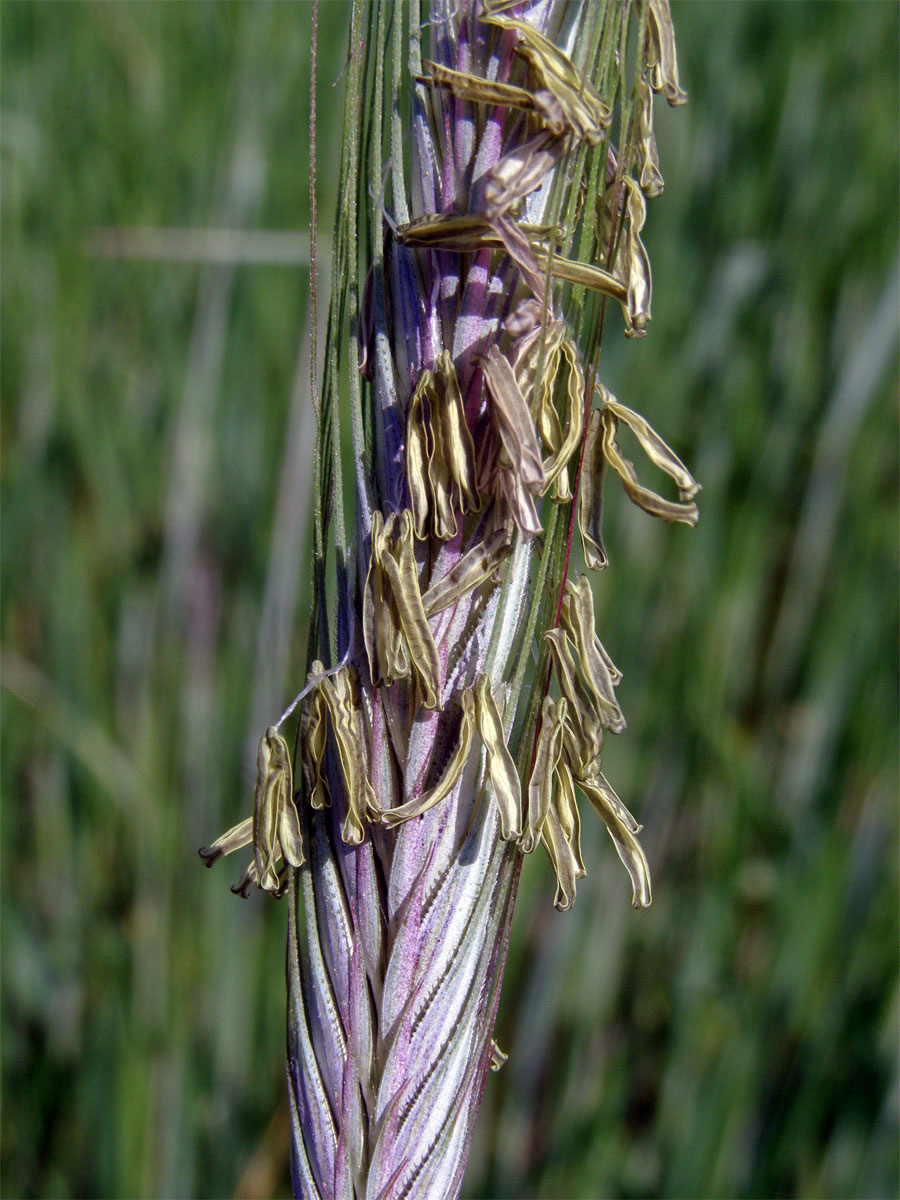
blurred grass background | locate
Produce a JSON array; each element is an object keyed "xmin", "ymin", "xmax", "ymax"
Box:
[{"xmin": 1, "ymin": 2, "xmax": 897, "ymax": 1198}]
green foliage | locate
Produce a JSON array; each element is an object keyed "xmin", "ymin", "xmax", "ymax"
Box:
[{"xmin": 2, "ymin": 2, "xmax": 896, "ymax": 1198}]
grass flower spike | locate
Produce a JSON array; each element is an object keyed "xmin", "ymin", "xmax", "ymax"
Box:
[{"xmin": 200, "ymin": 2, "xmax": 695, "ymax": 1194}]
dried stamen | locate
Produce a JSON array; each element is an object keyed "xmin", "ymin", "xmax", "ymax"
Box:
[
  {"xmin": 422, "ymin": 525, "xmax": 513, "ymax": 618},
  {"xmin": 494, "ymin": 467, "xmax": 543, "ymax": 538},
  {"xmin": 397, "ymin": 214, "xmax": 559, "ymax": 252},
  {"xmin": 540, "ymin": 774, "xmax": 586, "ymax": 912},
  {"xmin": 406, "ymin": 352, "xmax": 479, "ymax": 541},
  {"xmin": 199, "ymin": 816, "xmax": 253, "ymax": 868},
  {"xmin": 489, "ymin": 1040, "xmax": 509, "ymax": 1071},
  {"xmin": 574, "ymin": 773, "xmax": 652, "ymax": 908},
  {"xmin": 487, "ymin": 214, "xmax": 549, "ymax": 306},
  {"xmin": 520, "ymin": 695, "xmax": 566, "ymax": 853},
  {"xmin": 602, "ymin": 388, "xmax": 700, "ymax": 501},
  {"xmin": 406, "ymin": 384, "xmax": 432, "ymax": 539},
  {"xmin": 199, "ymin": 727, "xmax": 302, "ymax": 897},
  {"xmin": 317, "ymin": 665, "xmax": 381, "ymax": 844},
  {"xmin": 381, "ymin": 689, "xmax": 477, "ymax": 827},
  {"xmin": 647, "ymin": 0, "xmax": 689, "ymax": 107},
  {"xmin": 615, "ymin": 177, "xmax": 653, "ymax": 337},
  {"xmin": 383, "ymin": 511, "xmax": 444, "ymax": 709},
  {"xmin": 560, "ymin": 576, "xmax": 625, "ymax": 732},
  {"xmin": 543, "ymin": 627, "xmax": 605, "ymax": 774},
  {"xmin": 538, "ymin": 338, "xmax": 585, "ymax": 498},
  {"xmin": 486, "ymin": 130, "xmax": 568, "ymax": 220},
  {"xmin": 381, "ymin": 676, "xmax": 525, "ymax": 840},
  {"xmin": 253, "ymin": 727, "xmax": 303, "ymax": 890},
  {"xmin": 474, "ymin": 674, "xmax": 523, "ymax": 841},
  {"xmin": 363, "ymin": 511, "xmax": 444, "ymax": 708},
  {"xmin": 599, "ymin": 387, "xmax": 700, "ymax": 525},
  {"xmin": 300, "ymin": 685, "xmax": 331, "ymax": 810},
  {"xmin": 418, "ymin": 59, "xmax": 536, "ymax": 113},
  {"xmin": 636, "ymin": 78, "xmax": 665, "ymax": 197},
  {"xmin": 578, "ymin": 409, "xmax": 609, "ymax": 570},
  {"xmin": 531, "ymin": 246, "xmax": 628, "ymax": 307},
  {"xmin": 481, "ymin": 4, "xmax": 612, "ymax": 143},
  {"xmin": 481, "ymin": 343, "xmax": 546, "ymax": 492}
]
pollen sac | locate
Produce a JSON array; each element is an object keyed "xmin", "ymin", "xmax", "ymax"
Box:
[
  {"xmin": 508, "ymin": 316, "xmax": 580, "ymax": 503},
  {"xmin": 198, "ymin": 727, "xmax": 303, "ymax": 898},
  {"xmin": 397, "ymin": 213, "xmax": 558, "ymax": 253},
  {"xmin": 494, "ymin": 467, "xmax": 543, "ymax": 539},
  {"xmin": 396, "ymin": 214, "xmax": 561, "ymax": 313},
  {"xmin": 510, "ymin": 309, "xmax": 566, "ymax": 399},
  {"xmin": 485, "ymin": 130, "xmax": 568, "ymax": 220},
  {"xmin": 422, "ymin": 525, "xmax": 513, "ymax": 619},
  {"xmin": 560, "ymin": 576, "xmax": 625, "ymax": 733},
  {"xmin": 473, "ymin": 674, "xmax": 523, "ymax": 842},
  {"xmin": 539, "ymin": 338, "xmax": 585, "ymax": 499},
  {"xmin": 487, "ymin": 215, "xmax": 548, "ymax": 307},
  {"xmin": 364, "ymin": 513, "xmax": 409, "ymax": 686},
  {"xmin": 543, "ymin": 627, "xmax": 605, "ymax": 775},
  {"xmin": 554, "ymin": 759, "xmax": 586, "ymax": 876},
  {"xmin": 199, "ymin": 816, "xmax": 253, "ymax": 870},
  {"xmin": 489, "ymin": 1039, "xmax": 509, "ymax": 1072},
  {"xmin": 482, "ymin": 342, "xmax": 546, "ymax": 498},
  {"xmin": 530, "ymin": 245, "xmax": 632, "ymax": 331},
  {"xmin": 381, "ymin": 675, "xmax": 524, "ymax": 838},
  {"xmin": 598, "ymin": 385, "xmax": 700, "ymax": 525},
  {"xmin": 381, "ymin": 689, "xmax": 477, "ymax": 828},
  {"xmin": 316, "ymin": 665, "xmax": 381, "ymax": 845},
  {"xmin": 481, "ymin": 6, "xmax": 612, "ymax": 144},
  {"xmin": 418, "ymin": 59, "xmax": 536, "ymax": 116},
  {"xmin": 252, "ymin": 727, "xmax": 304, "ymax": 892},
  {"xmin": 505, "ymin": 297, "xmax": 545, "ymax": 339},
  {"xmin": 229, "ymin": 857, "xmax": 261, "ymax": 900},
  {"xmin": 615, "ymin": 177, "xmax": 653, "ymax": 338},
  {"xmin": 406, "ymin": 351, "xmax": 479, "ymax": 542},
  {"xmin": 598, "ymin": 173, "xmax": 652, "ymax": 335},
  {"xmin": 598, "ymin": 166, "xmax": 659, "ymax": 335},
  {"xmin": 541, "ymin": 757, "xmax": 587, "ymax": 911},
  {"xmin": 539, "ymin": 580, "xmax": 654, "ymax": 909},
  {"xmin": 574, "ymin": 773, "xmax": 652, "ymax": 909},
  {"xmin": 363, "ymin": 510, "xmax": 444, "ymax": 709},
  {"xmin": 578, "ymin": 409, "xmax": 609, "ymax": 570},
  {"xmin": 420, "ymin": 23, "xmax": 609, "ymax": 147},
  {"xmin": 635, "ymin": 79, "xmax": 665, "ymax": 198},
  {"xmin": 646, "ymin": 0, "xmax": 689, "ymax": 107},
  {"xmin": 420, "ymin": 26, "xmax": 608, "ymax": 149},
  {"xmin": 520, "ymin": 695, "xmax": 566, "ymax": 854},
  {"xmin": 300, "ymin": 685, "xmax": 331, "ymax": 811}
]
